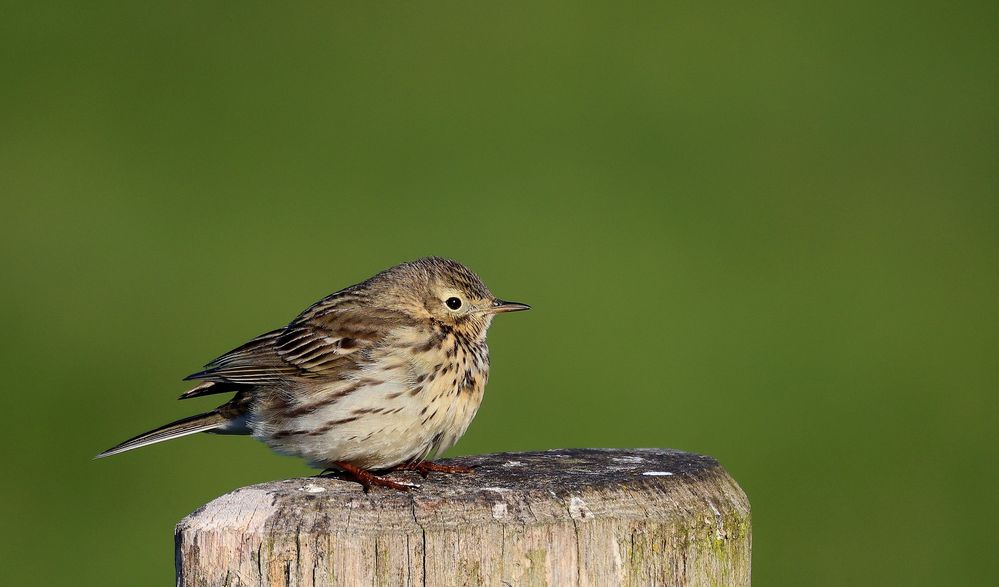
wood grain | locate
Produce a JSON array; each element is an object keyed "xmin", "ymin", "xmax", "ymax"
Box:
[{"xmin": 176, "ymin": 448, "xmax": 751, "ymax": 586}]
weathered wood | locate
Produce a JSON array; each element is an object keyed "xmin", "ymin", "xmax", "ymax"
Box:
[{"xmin": 175, "ymin": 448, "xmax": 751, "ymax": 586}]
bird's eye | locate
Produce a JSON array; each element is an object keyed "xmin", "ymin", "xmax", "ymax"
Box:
[{"xmin": 445, "ymin": 297, "xmax": 462, "ymax": 310}]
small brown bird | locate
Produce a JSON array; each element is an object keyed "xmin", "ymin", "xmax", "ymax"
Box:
[{"xmin": 97, "ymin": 257, "xmax": 529, "ymax": 490}]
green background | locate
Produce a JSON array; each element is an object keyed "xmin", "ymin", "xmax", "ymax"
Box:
[{"xmin": 2, "ymin": 2, "xmax": 997, "ymax": 585}]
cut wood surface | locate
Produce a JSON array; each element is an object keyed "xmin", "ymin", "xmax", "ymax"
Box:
[{"xmin": 175, "ymin": 448, "xmax": 751, "ymax": 586}]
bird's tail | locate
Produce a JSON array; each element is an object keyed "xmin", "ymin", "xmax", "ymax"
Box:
[{"xmin": 95, "ymin": 410, "xmax": 230, "ymax": 459}]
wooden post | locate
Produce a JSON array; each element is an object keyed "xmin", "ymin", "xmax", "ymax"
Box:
[{"xmin": 175, "ymin": 448, "xmax": 750, "ymax": 586}]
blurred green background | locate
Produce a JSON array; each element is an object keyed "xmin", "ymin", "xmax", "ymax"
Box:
[{"xmin": 2, "ymin": 1, "xmax": 997, "ymax": 585}]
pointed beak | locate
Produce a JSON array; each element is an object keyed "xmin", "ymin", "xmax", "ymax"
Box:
[{"xmin": 489, "ymin": 299, "xmax": 531, "ymax": 314}]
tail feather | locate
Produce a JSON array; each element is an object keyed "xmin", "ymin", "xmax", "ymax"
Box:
[
  {"xmin": 95, "ymin": 411, "xmax": 228, "ymax": 459},
  {"xmin": 178, "ymin": 380, "xmax": 240, "ymax": 400}
]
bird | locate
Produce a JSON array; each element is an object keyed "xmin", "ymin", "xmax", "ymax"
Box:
[{"xmin": 96, "ymin": 257, "xmax": 529, "ymax": 491}]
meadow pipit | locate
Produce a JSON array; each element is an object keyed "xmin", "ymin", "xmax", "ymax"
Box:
[{"xmin": 96, "ymin": 257, "xmax": 529, "ymax": 491}]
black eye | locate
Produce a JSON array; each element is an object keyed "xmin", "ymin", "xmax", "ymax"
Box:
[{"xmin": 445, "ymin": 297, "xmax": 462, "ymax": 310}]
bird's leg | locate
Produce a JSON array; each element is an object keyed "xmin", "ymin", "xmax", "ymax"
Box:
[
  {"xmin": 393, "ymin": 461, "xmax": 475, "ymax": 479},
  {"xmin": 333, "ymin": 461, "xmax": 419, "ymax": 492}
]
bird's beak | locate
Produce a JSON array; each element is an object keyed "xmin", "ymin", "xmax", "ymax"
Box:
[{"xmin": 488, "ymin": 299, "xmax": 531, "ymax": 314}]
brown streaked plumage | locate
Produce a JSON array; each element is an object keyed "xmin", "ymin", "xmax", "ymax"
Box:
[{"xmin": 96, "ymin": 257, "xmax": 529, "ymax": 491}]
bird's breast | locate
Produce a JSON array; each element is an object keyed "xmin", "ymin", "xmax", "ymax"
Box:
[{"xmin": 253, "ymin": 328, "xmax": 490, "ymax": 469}]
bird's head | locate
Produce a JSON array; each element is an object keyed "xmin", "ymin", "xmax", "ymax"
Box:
[{"xmin": 368, "ymin": 257, "xmax": 529, "ymax": 337}]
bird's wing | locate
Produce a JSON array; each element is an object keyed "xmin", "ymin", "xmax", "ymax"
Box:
[{"xmin": 184, "ymin": 306, "xmax": 410, "ymax": 384}]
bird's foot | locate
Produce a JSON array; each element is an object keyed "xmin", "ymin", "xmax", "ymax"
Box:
[
  {"xmin": 393, "ymin": 461, "xmax": 475, "ymax": 479},
  {"xmin": 327, "ymin": 461, "xmax": 420, "ymax": 493}
]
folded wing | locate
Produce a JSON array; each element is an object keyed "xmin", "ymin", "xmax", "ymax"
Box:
[{"xmin": 182, "ymin": 306, "xmax": 411, "ymax": 387}]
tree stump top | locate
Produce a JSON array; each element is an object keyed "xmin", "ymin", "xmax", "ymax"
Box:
[{"xmin": 176, "ymin": 448, "xmax": 751, "ymax": 586}]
